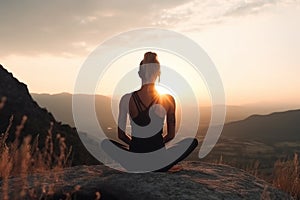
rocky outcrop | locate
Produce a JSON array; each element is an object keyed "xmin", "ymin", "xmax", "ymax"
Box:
[
  {"xmin": 1, "ymin": 161, "xmax": 292, "ymax": 200},
  {"xmin": 0, "ymin": 64, "xmax": 99, "ymax": 165}
]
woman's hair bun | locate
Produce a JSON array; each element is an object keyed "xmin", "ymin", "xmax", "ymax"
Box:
[{"xmin": 143, "ymin": 52, "xmax": 159, "ymax": 64}]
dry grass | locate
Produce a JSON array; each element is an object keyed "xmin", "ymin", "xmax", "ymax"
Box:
[
  {"xmin": 215, "ymin": 153, "xmax": 300, "ymax": 199},
  {"xmin": 260, "ymin": 185, "xmax": 271, "ymax": 200},
  {"xmin": 273, "ymin": 153, "xmax": 300, "ymax": 199},
  {"xmin": 0, "ymin": 96, "xmax": 72, "ymax": 199},
  {"xmin": 245, "ymin": 160, "xmax": 260, "ymax": 178}
]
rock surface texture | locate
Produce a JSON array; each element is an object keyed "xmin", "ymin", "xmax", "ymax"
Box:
[{"xmin": 1, "ymin": 161, "xmax": 292, "ymax": 200}]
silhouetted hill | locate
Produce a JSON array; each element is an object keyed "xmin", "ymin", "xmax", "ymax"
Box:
[
  {"xmin": 0, "ymin": 65, "xmax": 99, "ymax": 165},
  {"xmin": 221, "ymin": 109, "xmax": 300, "ymax": 142}
]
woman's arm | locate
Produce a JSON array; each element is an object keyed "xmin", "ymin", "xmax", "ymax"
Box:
[
  {"xmin": 163, "ymin": 95, "xmax": 176, "ymax": 144},
  {"xmin": 118, "ymin": 94, "xmax": 131, "ymax": 145}
]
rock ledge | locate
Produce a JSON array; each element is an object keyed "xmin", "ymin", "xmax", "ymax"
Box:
[{"xmin": 1, "ymin": 161, "xmax": 292, "ymax": 200}]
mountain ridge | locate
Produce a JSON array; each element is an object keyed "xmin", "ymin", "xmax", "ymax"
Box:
[
  {"xmin": 221, "ymin": 108, "xmax": 300, "ymax": 142},
  {"xmin": 0, "ymin": 64, "xmax": 99, "ymax": 165}
]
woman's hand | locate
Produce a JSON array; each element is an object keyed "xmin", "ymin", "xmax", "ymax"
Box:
[
  {"xmin": 118, "ymin": 127, "xmax": 131, "ymax": 145},
  {"xmin": 163, "ymin": 134, "xmax": 175, "ymax": 144},
  {"xmin": 164, "ymin": 94, "xmax": 176, "ymax": 144}
]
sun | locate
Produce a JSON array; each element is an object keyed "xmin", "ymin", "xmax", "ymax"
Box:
[{"xmin": 155, "ymin": 84, "xmax": 172, "ymax": 95}]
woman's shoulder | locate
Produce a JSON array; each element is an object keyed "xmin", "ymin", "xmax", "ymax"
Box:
[
  {"xmin": 120, "ymin": 90, "xmax": 140, "ymax": 101},
  {"xmin": 158, "ymin": 94, "xmax": 175, "ymax": 105},
  {"xmin": 119, "ymin": 93, "xmax": 132, "ymax": 104},
  {"xmin": 161, "ymin": 94, "xmax": 174, "ymax": 100}
]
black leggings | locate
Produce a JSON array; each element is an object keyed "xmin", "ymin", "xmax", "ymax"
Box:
[{"xmin": 101, "ymin": 138, "xmax": 198, "ymax": 172}]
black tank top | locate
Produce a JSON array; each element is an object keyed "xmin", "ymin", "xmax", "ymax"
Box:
[{"xmin": 129, "ymin": 91, "xmax": 165, "ymax": 153}]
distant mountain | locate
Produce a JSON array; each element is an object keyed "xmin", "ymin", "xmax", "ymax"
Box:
[
  {"xmin": 32, "ymin": 93, "xmax": 300, "ymax": 136},
  {"xmin": 31, "ymin": 93, "xmax": 250, "ymax": 127},
  {"xmin": 31, "ymin": 93, "xmax": 116, "ymax": 134},
  {"xmin": 31, "ymin": 93, "xmax": 244, "ymax": 137},
  {"xmin": 221, "ymin": 109, "xmax": 300, "ymax": 142},
  {"xmin": 0, "ymin": 65, "xmax": 99, "ymax": 165}
]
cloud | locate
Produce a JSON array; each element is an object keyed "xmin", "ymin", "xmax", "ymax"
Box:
[
  {"xmin": 1, "ymin": 0, "xmax": 299, "ymax": 56},
  {"xmin": 153, "ymin": 0, "xmax": 300, "ymax": 31},
  {"xmin": 0, "ymin": 0, "xmax": 190, "ymax": 56},
  {"xmin": 224, "ymin": 0, "xmax": 279, "ymax": 16}
]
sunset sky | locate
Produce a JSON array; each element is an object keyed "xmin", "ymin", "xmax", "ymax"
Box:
[{"xmin": 1, "ymin": 0, "xmax": 300, "ymax": 106}]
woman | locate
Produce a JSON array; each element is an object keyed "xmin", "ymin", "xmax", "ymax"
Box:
[{"xmin": 104, "ymin": 52, "xmax": 198, "ymax": 171}]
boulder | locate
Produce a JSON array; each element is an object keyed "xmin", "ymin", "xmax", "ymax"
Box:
[{"xmin": 1, "ymin": 161, "xmax": 292, "ymax": 200}]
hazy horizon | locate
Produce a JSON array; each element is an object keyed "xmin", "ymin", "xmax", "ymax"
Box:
[
  {"xmin": 31, "ymin": 92, "xmax": 300, "ymax": 132},
  {"xmin": 30, "ymin": 91, "xmax": 300, "ymax": 108}
]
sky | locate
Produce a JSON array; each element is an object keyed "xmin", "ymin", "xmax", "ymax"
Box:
[{"xmin": 1, "ymin": 0, "xmax": 300, "ymax": 106}]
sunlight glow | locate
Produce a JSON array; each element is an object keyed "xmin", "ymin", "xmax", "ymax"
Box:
[{"xmin": 155, "ymin": 84, "xmax": 172, "ymax": 95}]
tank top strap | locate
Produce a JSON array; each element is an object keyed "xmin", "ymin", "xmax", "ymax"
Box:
[
  {"xmin": 147, "ymin": 96, "xmax": 158, "ymax": 109},
  {"xmin": 132, "ymin": 92, "xmax": 143, "ymax": 113},
  {"xmin": 134, "ymin": 92, "xmax": 147, "ymax": 109},
  {"xmin": 134, "ymin": 92, "xmax": 158, "ymax": 110}
]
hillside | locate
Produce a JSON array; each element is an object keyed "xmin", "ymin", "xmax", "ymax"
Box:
[
  {"xmin": 221, "ymin": 109, "xmax": 300, "ymax": 142},
  {"xmin": 0, "ymin": 64, "xmax": 99, "ymax": 165},
  {"xmin": 194, "ymin": 109, "xmax": 300, "ymax": 176}
]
